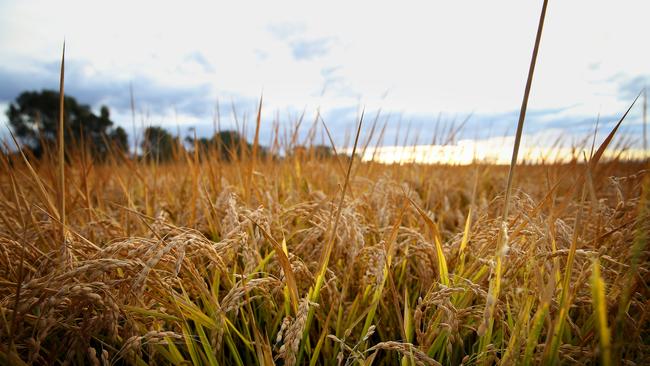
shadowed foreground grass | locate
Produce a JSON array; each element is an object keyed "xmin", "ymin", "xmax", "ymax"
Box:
[{"xmin": 0, "ymin": 144, "xmax": 648, "ymax": 365}]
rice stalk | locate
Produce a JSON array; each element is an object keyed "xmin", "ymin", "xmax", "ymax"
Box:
[{"xmin": 479, "ymin": 1, "xmax": 549, "ymax": 360}]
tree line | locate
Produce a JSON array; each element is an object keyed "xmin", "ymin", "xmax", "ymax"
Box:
[
  {"xmin": 4, "ymin": 90, "xmax": 335, "ymax": 162},
  {"xmin": 7, "ymin": 90, "xmax": 128, "ymax": 158}
]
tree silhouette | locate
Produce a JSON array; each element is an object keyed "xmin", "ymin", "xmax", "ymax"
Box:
[
  {"xmin": 142, "ymin": 126, "xmax": 176, "ymax": 162},
  {"xmin": 109, "ymin": 124, "xmax": 129, "ymax": 153},
  {"xmin": 185, "ymin": 130, "xmax": 257, "ymax": 161},
  {"xmin": 6, "ymin": 90, "xmax": 128, "ymax": 158}
]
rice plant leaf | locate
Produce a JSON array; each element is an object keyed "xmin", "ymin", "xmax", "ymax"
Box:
[
  {"xmin": 246, "ymin": 215, "xmax": 300, "ymax": 314},
  {"xmin": 58, "ymin": 40, "xmax": 66, "ymax": 234},
  {"xmin": 407, "ymin": 196, "xmax": 449, "ymax": 286},
  {"xmin": 590, "ymin": 91, "xmax": 642, "ymax": 170},
  {"xmin": 591, "ymin": 258, "xmax": 612, "ymax": 366}
]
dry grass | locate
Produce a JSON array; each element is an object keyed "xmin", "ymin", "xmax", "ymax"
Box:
[
  {"xmin": 1, "ymin": 17, "xmax": 648, "ymax": 363},
  {"xmin": 0, "ymin": 137, "xmax": 648, "ymax": 365}
]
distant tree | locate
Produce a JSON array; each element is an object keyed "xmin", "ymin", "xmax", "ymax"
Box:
[
  {"xmin": 109, "ymin": 126, "xmax": 129, "ymax": 153},
  {"xmin": 6, "ymin": 90, "xmax": 128, "ymax": 158},
  {"xmin": 311, "ymin": 145, "xmax": 334, "ymax": 158},
  {"xmin": 214, "ymin": 130, "xmax": 257, "ymax": 160},
  {"xmin": 289, "ymin": 144, "xmax": 333, "ymax": 160},
  {"xmin": 142, "ymin": 126, "xmax": 175, "ymax": 161},
  {"xmin": 184, "ymin": 130, "xmax": 258, "ymax": 161}
]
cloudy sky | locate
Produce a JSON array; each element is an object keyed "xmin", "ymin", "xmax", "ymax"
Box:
[{"xmin": 0, "ymin": 0, "xmax": 648, "ymax": 149}]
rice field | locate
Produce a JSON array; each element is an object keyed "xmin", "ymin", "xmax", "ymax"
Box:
[
  {"xmin": 1, "ymin": 2, "xmax": 649, "ymax": 365},
  {"xmin": 0, "ymin": 127, "xmax": 648, "ymax": 365}
]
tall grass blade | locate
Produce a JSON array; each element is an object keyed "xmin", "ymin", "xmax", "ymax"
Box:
[
  {"xmin": 480, "ymin": 2, "xmax": 548, "ymax": 360},
  {"xmin": 591, "ymin": 258, "xmax": 612, "ymax": 366},
  {"xmin": 58, "ymin": 41, "xmax": 66, "ymax": 241}
]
